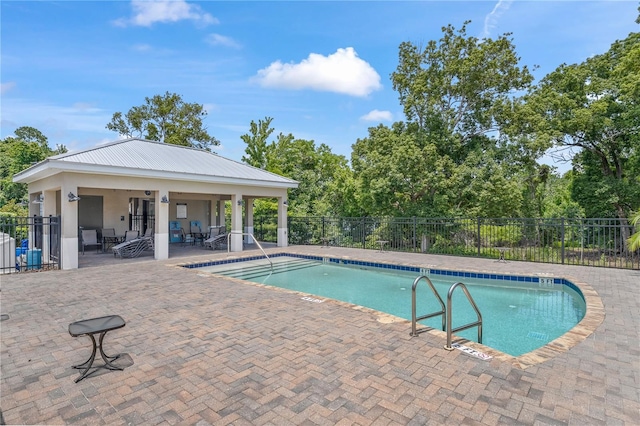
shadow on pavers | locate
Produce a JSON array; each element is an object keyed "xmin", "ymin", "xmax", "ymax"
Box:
[{"xmin": 69, "ymin": 353, "xmax": 134, "ymax": 382}]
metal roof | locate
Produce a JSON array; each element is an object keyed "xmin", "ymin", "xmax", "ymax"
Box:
[{"xmin": 14, "ymin": 138, "xmax": 298, "ymax": 188}]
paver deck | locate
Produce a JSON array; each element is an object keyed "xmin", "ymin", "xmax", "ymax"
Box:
[{"xmin": 1, "ymin": 246, "xmax": 639, "ymax": 425}]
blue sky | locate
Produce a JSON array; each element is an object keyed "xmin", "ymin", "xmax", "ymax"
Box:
[{"xmin": 1, "ymin": 1, "xmax": 637, "ymax": 172}]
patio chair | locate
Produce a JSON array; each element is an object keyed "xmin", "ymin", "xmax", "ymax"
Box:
[
  {"xmin": 189, "ymin": 221, "xmax": 206, "ymax": 245},
  {"xmin": 179, "ymin": 228, "xmax": 193, "ymax": 246},
  {"xmin": 204, "ymin": 226, "xmax": 228, "ymax": 250},
  {"xmin": 124, "ymin": 230, "xmax": 139, "ymax": 242},
  {"xmin": 81, "ymin": 229, "xmax": 101, "ymax": 255},
  {"xmin": 112, "ymin": 235, "xmax": 153, "ymax": 258}
]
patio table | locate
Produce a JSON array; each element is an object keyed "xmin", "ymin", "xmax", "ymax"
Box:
[
  {"xmin": 191, "ymin": 231, "xmax": 207, "ymax": 246},
  {"xmin": 68, "ymin": 315, "xmax": 126, "ymax": 382},
  {"xmin": 102, "ymin": 235, "xmax": 124, "ymax": 252}
]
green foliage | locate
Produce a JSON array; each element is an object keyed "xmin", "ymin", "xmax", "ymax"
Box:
[
  {"xmin": 0, "ymin": 200, "xmax": 28, "ymax": 216},
  {"xmin": 391, "ymin": 21, "xmax": 533, "ymax": 144},
  {"xmin": 351, "ymin": 122, "xmax": 449, "ymax": 217},
  {"xmin": 240, "ymin": 118, "xmax": 350, "ymax": 217},
  {"xmin": 241, "ymin": 116, "xmax": 274, "ymax": 169},
  {"xmin": 0, "ymin": 211, "xmax": 30, "ymax": 242},
  {"xmin": 351, "ymin": 121, "xmax": 525, "ymax": 217},
  {"xmin": 480, "ymin": 224, "xmax": 522, "ymax": 247},
  {"xmin": 0, "ymin": 126, "xmax": 67, "ymax": 207},
  {"xmin": 539, "ymin": 172, "xmax": 585, "ymax": 219},
  {"xmin": 106, "ymin": 92, "xmax": 219, "ymax": 151},
  {"xmin": 628, "ymin": 210, "xmax": 640, "ymax": 251},
  {"xmin": 526, "ymin": 32, "xmax": 640, "ymax": 222},
  {"xmin": 268, "ymin": 136, "xmax": 349, "ymax": 216},
  {"xmin": 350, "ymin": 22, "xmax": 535, "ymax": 218}
]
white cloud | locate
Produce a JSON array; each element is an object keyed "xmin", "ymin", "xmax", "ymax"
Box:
[
  {"xmin": 205, "ymin": 34, "xmax": 241, "ymax": 49},
  {"xmin": 1, "ymin": 98, "xmax": 113, "ymax": 138},
  {"xmin": 113, "ymin": 0, "xmax": 218, "ymax": 27},
  {"xmin": 360, "ymin": 109, "xmax": 393, "ymax": 122},
  {"xmin": 132, "ymin": 43, "xmax": 152, "ymax": 52},
  {"xmin": 482, "ymin": 0, "xmax": 513, "ymax": 39},
  {"xmin": 1, "ymin": 82, "xmax": 16, "ymax": 94},
  {"xmin": 253, "ymin": 47, "xmax": 382, "ymax": 97},
  {"xmin": 72, "ymin": 102, "xmax": 98, "ymax": 112}
]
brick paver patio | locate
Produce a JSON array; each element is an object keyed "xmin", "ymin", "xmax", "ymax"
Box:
[{"xmin": 1, "ymin": 246, "xmax": 638, "ymax": 425}]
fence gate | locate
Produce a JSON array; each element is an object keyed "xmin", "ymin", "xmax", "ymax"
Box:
[{"xmin": 0, "ymin": 215, "xmax": 61, "ymax": 274}]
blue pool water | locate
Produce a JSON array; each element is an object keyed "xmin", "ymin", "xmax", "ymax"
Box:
[{"xmin": 193, "ymin": 255, "xmax": 586, "ymax": 357}]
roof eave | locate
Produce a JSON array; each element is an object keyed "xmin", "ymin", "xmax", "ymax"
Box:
[{"xmin": 13, "ymin": 160, "xmax": 299, "ymax": 189}]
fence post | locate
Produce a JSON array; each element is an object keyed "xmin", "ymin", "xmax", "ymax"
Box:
[
  {"xmin": 413, "ymin": 216, "xmax": 417, "ymax": 252},
  {"xmin": 477, "ymin": 217, "xmax": 481, "ymax": 256},
  {"xmin": 362, "ymin": 217, "xmax": 366, "ymax": 249},
  {"xmin": 561, "ymin": 217, "xmax": 566, "ymax": 264},
  {"xmin": 322, "ymin": 216, "xmax": 326, "ymax": 241}
]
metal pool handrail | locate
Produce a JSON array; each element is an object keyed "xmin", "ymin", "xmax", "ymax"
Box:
[
  {"xmin": 226, "ymin": 231, "xmax": 273, "ymax": 273},
  {"xmin": 410, "ymin": 276, "xmax": 446, "ymax": 337},
  {"xmin": 444, "ymin": 282, "xmax": 483, "ymax": 350}
]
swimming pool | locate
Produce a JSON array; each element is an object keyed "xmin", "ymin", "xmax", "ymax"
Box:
[{"xmin": 189, "ymin": 254, "xmax": 586, "ymax": 357}]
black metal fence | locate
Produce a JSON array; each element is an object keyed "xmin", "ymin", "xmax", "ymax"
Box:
[
  {"xmin": 3, "ymin": 215, "xmax": 636, "ymax": 272},
  {"xmin": 252, "ymin": 216, "xmax": 639, "ymax": 270},
  {"xmin": 0, "ymin": 215, "xmax": 61, "ymax": 274}
]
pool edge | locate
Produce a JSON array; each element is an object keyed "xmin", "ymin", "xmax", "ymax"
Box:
[{"xmin": 175, "ymin": 251, "xmax": 606, "ymax": 370}]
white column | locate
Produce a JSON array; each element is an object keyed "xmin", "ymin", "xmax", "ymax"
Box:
[
  {"xmin": 244, "ymin": 198, "xmax": 254, "ymax": 244},
  {"xmin": 230, "ymin": 194, "xmax": 243, "ymax": 252},
  {"xmin": 60, "ymin": 185, "xmax": 79, "ymax": 269},
  {"xmin": 42, "ymin": 189, "xmax": 57, "ymax": 263},
  {"xmin": 277, "ymin": 197, "xmax": 288, "ymax": 247},
  {"xmin": 155, "ymin": 190, "xmax": 169, "ymax": 260},
  {"xmin": 27, "ymin": 193, "xmax": 42, "ymax": 249}
]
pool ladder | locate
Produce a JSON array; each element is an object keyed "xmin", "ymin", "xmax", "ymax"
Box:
[{"xmin": 410, "ymin": 276, "xmax": 483, "ymax": 350}]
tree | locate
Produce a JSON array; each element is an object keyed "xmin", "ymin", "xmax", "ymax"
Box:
[
  {"xmin": 0, "ymin": 126, "xmax": 67, "ymax": 207},
  {"xmin": 525, "ymin": 32, "xmax": 640, "ymax": 247},
  {"xmin": 266, "ymin": 134, "xmax": 349, "ymax": 216},
  {"xmin": 351, "ymin": 122, "xmax": 451, "ymax": 217},
  {"xmin": 351, "ymin": 122, "xmax": 524, "ymax": 218},
  {"xmin": 239, "ymin": 118, "xmax": 350, "ymax": 216},
  {"xmin": 241, "ymin": 116, "xmax": 274, "ymax": 168},
  {"xmin": 106, "ymin": 92, "xmax": 219, "ymax": 151},
  {"xmin": 391, "ymin": 21, "xmax": 533, "ymax": 156},
  {"xmin": 351, "ymin": 23, "xmax": 534, "ymax": 218},
  {"xmin": 539, "ymin": 171, "xmax": 585, "ymax": 219}
]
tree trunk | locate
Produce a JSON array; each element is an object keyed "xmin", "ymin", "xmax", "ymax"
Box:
[{"xmin": 616, "ymin": 205, "xmax": 630, "ymax": 253}]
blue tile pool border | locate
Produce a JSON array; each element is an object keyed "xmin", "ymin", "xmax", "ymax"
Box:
[{"xmin": 182, "ymin": 253, "xmax": 583, "ymax": 300}]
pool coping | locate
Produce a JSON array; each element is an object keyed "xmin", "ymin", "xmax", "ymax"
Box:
[{"xmin": 176, "ymin": 251, "xmax": 605, "ymax": 370}]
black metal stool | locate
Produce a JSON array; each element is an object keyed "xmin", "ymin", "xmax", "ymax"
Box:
[{"xmin": 68, "ymin": 315, "xmax": 126, "ymax": 382}]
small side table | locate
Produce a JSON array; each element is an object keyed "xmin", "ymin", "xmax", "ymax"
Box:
[
  {"xmin": 376, "ymin": 240, "xmax": 389, "ymax": 252},
  {"xmin": 494, "ymin": 247, "xmax": 509, "ymax": 263},
  {"xmin": 68, "ymin": 315, "xmax": 126, "ymax": 382}
]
